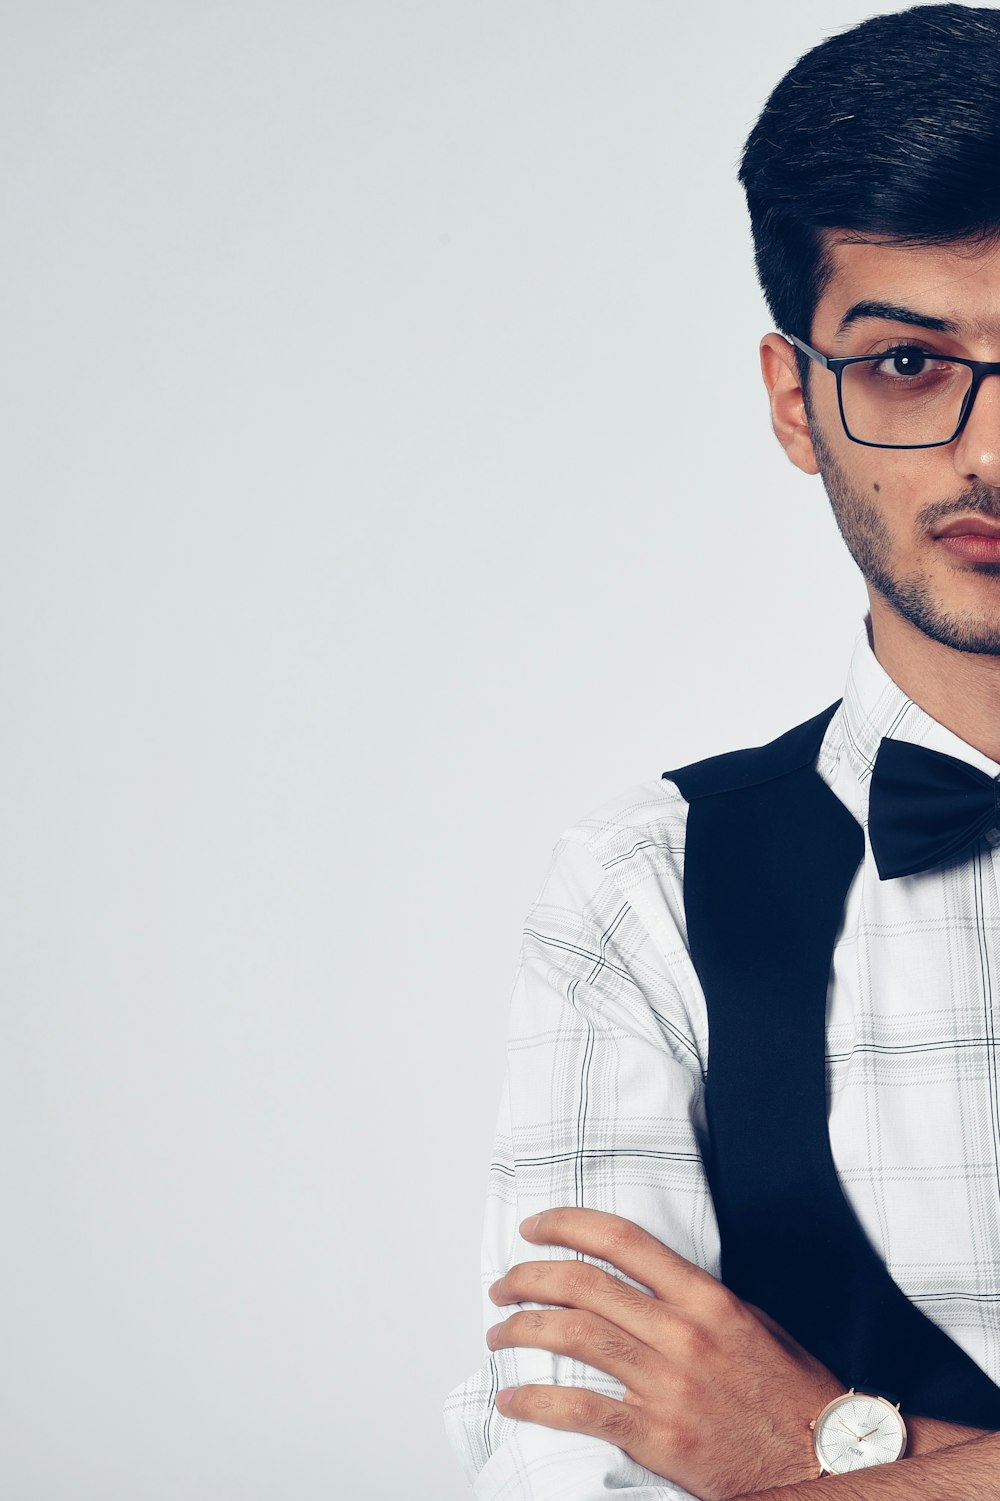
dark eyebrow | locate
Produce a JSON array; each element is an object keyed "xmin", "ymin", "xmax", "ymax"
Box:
[{"xmin": 836, "ymin": 300, "xmax": 960, "ymax": 335}]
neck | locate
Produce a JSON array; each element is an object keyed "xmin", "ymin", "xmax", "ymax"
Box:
[{"xmin": 868, "ymin": 596, "xmax": 1000, "ymax": 764}]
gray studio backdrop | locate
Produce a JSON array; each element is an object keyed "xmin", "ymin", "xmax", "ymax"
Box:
[{"xmin": 1, "ymin": 1, "xmax": 966, "ymax": 1496}]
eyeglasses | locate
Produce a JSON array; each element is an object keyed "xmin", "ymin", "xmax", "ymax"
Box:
[{"xmin": 789, "ymin": 333, "xmax": 1000, "ymax": 450}]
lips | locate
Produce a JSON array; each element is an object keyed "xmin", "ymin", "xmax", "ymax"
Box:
[
  {"xmin": 934, "ymin": 517, "xmax": 1000, "ymax": 539},
  {"xmin": 933, "ymin": 519, "xmax": 1000, "ymax": 561}
]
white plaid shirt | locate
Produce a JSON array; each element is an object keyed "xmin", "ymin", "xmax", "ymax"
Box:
[{"xmin": 444, "ymin": 627, "xmax": 1000, "ymax": 1499}]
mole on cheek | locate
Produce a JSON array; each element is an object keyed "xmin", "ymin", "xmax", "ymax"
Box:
[{"xmin": 873, "ymin": 482, "xmax": 881, "ymax": 493}]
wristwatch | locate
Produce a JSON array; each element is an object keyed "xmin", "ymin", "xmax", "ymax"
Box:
[{"xmin": 810, "ymin": 1388, "xmax": 908, "ymax": 1475}]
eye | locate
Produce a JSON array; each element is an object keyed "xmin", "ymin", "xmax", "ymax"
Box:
[{"xmin": 872, "ymin": 345, "xmax": 938, "ymax": 378}]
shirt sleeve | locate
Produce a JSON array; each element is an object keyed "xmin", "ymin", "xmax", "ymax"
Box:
[{"xmin": 443, "ymin": 798, "xmax": 721, "ymax": 1500}]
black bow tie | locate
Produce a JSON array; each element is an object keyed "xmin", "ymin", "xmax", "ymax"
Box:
[{"xmin": 868, "ymin": 737, "xmax": 1000, "ymax": 880}]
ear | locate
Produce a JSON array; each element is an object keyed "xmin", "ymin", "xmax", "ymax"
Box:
[{"xmin": 759, "ymin": 334, "xmax": 820, "ymax": 476}]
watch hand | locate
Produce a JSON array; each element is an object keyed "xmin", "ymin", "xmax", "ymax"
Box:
[{"xmin": 836, "ymin": 1417, "xmax": 862, "ymax": 1441}]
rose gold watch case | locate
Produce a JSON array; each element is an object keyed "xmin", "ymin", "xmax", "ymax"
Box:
[{"xmin": 811, "ymin": 1390, "xmax": 908, "ymax": 1475}]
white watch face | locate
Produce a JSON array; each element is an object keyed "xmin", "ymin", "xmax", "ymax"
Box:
[{"xmin": 814, "ymin": 1393, "xmax": 907, "ymax": 1474}]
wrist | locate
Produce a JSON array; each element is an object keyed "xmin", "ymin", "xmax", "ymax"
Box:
[
  {"xmin": 798, "ymin": 1379, "xmax": 843, "ymax": 1482},
  {"xmin": 904, "ymin": 1414, "xmax": 992, "ymax": 1457},
  {"xmin": 738, "ymin": 1378, "xmax": 841, "ymax": 1496}
]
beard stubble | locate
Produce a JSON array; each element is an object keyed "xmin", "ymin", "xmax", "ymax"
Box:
[{"xmin": 809, "ymin": 420, "xmax": 1000, "ymax": 656}]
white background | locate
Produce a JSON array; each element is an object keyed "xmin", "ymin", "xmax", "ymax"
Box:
[{"xmin": 1, "ymin": 2, "xmax": 965, "ymax": 1496}]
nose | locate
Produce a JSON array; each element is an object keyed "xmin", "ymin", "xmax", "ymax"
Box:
[{"xmin": 952, "ymin": 371, "xmax": 1000, "ymax": 487}]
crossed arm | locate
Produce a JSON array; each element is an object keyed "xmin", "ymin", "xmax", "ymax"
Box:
[
  {"xmin": 447, "ymin": 831, "xmax": 1000, "ymax": 1497},
  {"xmin": 486, "ymin": 1208, "xmax": 1000, "ymax": 1501}
]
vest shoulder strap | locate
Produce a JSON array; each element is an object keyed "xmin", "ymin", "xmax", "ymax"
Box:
[{"xmin": 663, "ymin": 699, "xmax": 841, "ymax": 801}]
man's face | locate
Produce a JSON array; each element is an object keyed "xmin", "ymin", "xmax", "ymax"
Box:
[{"xmin": 766, "ymin": 234, "xmax": 1000, "ymax": 654}]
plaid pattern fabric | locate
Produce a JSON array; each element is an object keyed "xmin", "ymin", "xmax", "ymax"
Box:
[{"xmin": 443, "ymin": 627, "xmax": 1000, "ymax": 1498}]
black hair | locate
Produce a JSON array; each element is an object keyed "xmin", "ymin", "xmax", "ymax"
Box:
[{"xmin": 740, "ymin": 3, "xmax": 1000, "ymax": 353}]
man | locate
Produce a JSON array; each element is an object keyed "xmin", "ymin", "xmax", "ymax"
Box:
[{"xmin": 445, "ymin": 5, "xmax": 1000, "ymax": 1496}]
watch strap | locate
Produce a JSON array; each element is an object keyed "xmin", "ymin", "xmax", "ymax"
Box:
[{"xmin": 853, "ymin": 1386, "xmax": 901, "ymax": 1409}]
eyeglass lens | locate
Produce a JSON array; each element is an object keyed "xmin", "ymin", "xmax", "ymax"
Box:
[{"xmin": 841, "ymin": 351, "xmax": 974, "ymax": 445}]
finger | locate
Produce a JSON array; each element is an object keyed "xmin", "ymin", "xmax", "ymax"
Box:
[
  {"xmin": 486, "ymin": 1307, "xmax": 661, "ymax": 1389},
  {"xmin": 494, "ymin": 1382, "xmax": 650, "ymax": 1454},
  {"xmin": 519, "ymin": 1208, "xmax": 723, "ymax": 1308},
  {"xmin": 490, "ymin": 1259, "xmax": 668, "ymax": 1348}
]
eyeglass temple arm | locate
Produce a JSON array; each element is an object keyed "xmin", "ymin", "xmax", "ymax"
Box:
[{"xmin": 786, "ymin": 333, "xmax": 830, "ymax": 369}]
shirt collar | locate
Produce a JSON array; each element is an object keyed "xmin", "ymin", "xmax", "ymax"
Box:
[{"xmin": 832, "ymin": 621, "xmax": 1000, "ymax": 821}]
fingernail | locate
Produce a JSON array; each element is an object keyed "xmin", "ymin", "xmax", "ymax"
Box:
[
  {"xmin": 488, "ymin": 1279, "xmax": 502, "ymax": 1303},
  {"xmin": 495, "ymin": 1389, "xmax": 514, "ymax": 1410},
  {"xmin": 485, "ymin": 1323, "xmax": 502, "ymax": 1348},
  {"xmin": 520, "ymin": 1213, "xmax": 541, "ymax": 1237}
]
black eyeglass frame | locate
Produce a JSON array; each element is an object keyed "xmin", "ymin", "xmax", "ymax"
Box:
[{"xmin": 788, "ymin": 332, "xmax": 1000, "ymax": 450}]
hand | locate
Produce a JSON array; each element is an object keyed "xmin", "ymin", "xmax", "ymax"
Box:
[{"xmin": 486, "ymin": 1208, "xmax": 842, "ymax": 1501}]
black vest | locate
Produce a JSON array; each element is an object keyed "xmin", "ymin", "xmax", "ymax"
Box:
[{"xmin": 665, "ymin": 701, "xmax": 1000, "ymax": 1427}]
